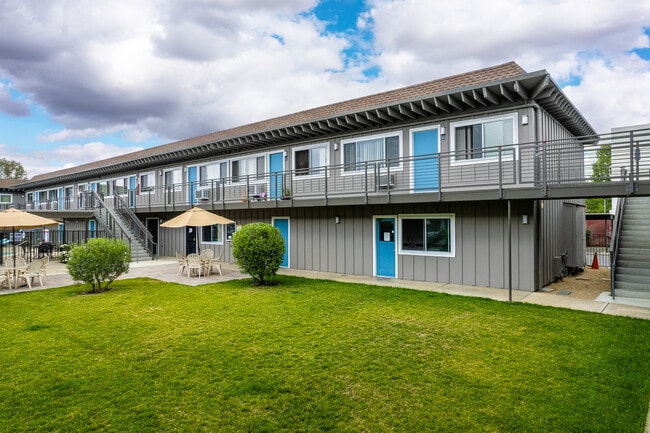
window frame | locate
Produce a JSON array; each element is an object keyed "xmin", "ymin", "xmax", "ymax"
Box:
[
  {"xmin": 450, "ymin": 114, "xmax": 518, "ymax": 165},
  {"xmin": 398, "ymin": 213, "xmax": 455, "ymax": 257},
  {"xmin": 292, "ymin": 142, "xmax": 329, "ymax": 178},
  {"xmin": 0, "ymin": 193, "xmax": 12, "ymax": 204},
  {"xmin": 201, "ymin": 224, "xmax": 224, "ymax": 244},
  {"xmin": 139, "ymin": 172, "xmax": 156, "ymax": 193},
  {"xmin": 231, "ymin": 154, "xmax": 266, "ymax": 183},
  {"xmin": 163, "ymin": 167, "xmax": 183, "ymax": 192},
  {"xmin": 340, "ymin": 131, "xmax": 403, "ymax": 174}
]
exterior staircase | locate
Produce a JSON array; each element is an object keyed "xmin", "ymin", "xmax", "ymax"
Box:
[
  {"xmin": 614, "ymin": 196, "xmax": 650, "ymax": 299},
  {"xmin": 91, "ymin": 192, "xmax": 155, "ymax": 262}
]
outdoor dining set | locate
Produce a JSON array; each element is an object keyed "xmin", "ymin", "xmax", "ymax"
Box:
[
  {"xmin": 176, "ymin": 249, "xmax": 224, "ymax": 278},
  {"xmin": 0, "ymin": 255, "xmax": 49, "ymax": 290}
]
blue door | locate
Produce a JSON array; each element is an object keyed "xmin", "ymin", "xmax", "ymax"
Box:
[
  {"xmin": 129, "ymin": 176, "xmax": 136, "ymax": 207},
  {"xmin": 88, "ymin": 219, "xmax": 96, "ymax": 238},
  {"xmin": 413, "ymin": 128, "xmax": 439, "ymax": 192},
  {"xmin": 273, "ymin": 217, "xmax": 289, "ymax": 267},
  {"xmin": 58, "ymin": 187, "xmax": 63, "ymax": 210},
  {"xmin": 376, "ymin": 217, "xmax": 396, "ymax": 277},
  {"xmin": 188, "ymin": 166, "xmax": 197, "ymax": 205},
  {"xmin": 269, "ymin": 152, "xmax": 284, "ymax": 199}
]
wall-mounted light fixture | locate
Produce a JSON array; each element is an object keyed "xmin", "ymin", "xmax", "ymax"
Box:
[
  {"xmin": 335, "ymin": 216, "xmax": 340, "ymax": 224},
  {"xmin": 522, "ymin": 214, "xmax": 529, "ymax": 225},
  {"xmin": 334, "ymin": 142, "xmax": 339, "ymax": 151},
  {"xmin": 521, "ymin": 115, "xmax": 529, "ymax": 125},
  {"xmin": 440, "ymin": 126, "xmax": 446, "ymax": 136}
]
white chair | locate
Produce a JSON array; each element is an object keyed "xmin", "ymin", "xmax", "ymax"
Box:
[
  {"xmin": 17, "ymin": 259, "xmax": 45, "ymax": 289},
  {"xmin": 186, "ymin": 253, "xmax": 203, "ymax": 278},
  {"xmin": 212, "ymin": 250, "xmax": 224, "ymax": 276},
  {"xmin": 199, "ymin": 249, "xmax": 214, "ymax": 275},
  {"xmin": 40, "ymin": 255, "xmax": 50, "ymax": 283},
  {"xmin": 176, "ymin": 251, "xmax": 186, "ymax": 275}
]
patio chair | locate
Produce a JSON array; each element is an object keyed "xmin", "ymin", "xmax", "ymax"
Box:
[
  {"xmin": 17, "ymin": 259, "xmax": 45, "ymax": 289},
  {"xmin": 199, "ymin": 249, "xmax": 214, "ymax": 275},
  {"xmin": 186, "ymin": 253, "xmax": 203, "ymax": 278},
  {"xmin": 212, "ymin": 250, "xmax": 224, "ymax": 276},
  {"xmin": 40, "ymin": 255, "xmax": 50, "ymax": 283},
  {"xmin": 176, "ymin": 251, "xmax": 186, "ymax": 276}
]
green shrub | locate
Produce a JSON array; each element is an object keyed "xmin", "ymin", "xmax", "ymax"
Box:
[
  {"xmin": 67, "ymin": 238, "xmax": 131, "ymax": 293},
  {"xmin": 231, "ymin": 222, "xmax": 285, "ymax": 285},
  {"xmin": 58, "ymin": 243, "xmax": 73, "ymax": 263}
]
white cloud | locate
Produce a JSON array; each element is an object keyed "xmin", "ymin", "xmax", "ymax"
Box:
[{"xmin": 1, "ymin": 0, "xmax": 649, "ymax": 178}]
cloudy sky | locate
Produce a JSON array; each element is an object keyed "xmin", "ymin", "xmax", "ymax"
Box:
[{"xmin": 0, "ymin": 0, "xmax": 649, "ymax": 178}]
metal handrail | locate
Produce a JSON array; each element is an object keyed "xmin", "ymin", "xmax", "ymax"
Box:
[
  {"xmin": 111, "ymin": 193, "xmax": 156, "ymax": 259},
  {"xmin": 609, "ymin": 197, "xmax": 626, "ymax": 299}
]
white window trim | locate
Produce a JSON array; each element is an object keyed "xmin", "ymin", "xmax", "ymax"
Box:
[
  {"xmin": 398, "ymin": 213, "xmax": 455, "ymax": 257},
  {"xmin": 449, "ymin": 113, "xmax": 518, "ymax": 166},
  {"xmin": 340, "ymin": 131, "xmax": 404, "ymax": 176},
  {"xmin": 292, "ymin": 142, "xmax": 330, "ymax": 179},
  {"xmin": 0, "ymin": 193, "xmax": 13, "ymax": 204},
  {"xmin": 109, "ymin": 177, "xmax": 129, "ymax": 197},
  {"xmin": 230, "ymin": 153, "xmax": 267, "ymax": 185},
  {"xmin": 139, "ymin": 172, "xmax": 156, "ymax": 193},
  {"xmin": 201, "ymin": 224, "xmax": 225, "ymax": 245},
  {"xmin": 163, "ymin": 167, "xmax": 183, "ymax": 192}
]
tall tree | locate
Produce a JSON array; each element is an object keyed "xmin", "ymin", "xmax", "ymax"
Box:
[
  {"xmin": 0, "ymin": 158, "xmax": 27, "ymax": 179},
  {"xmin": 586, "ymin": 143, "xmax": 611, "ymax": 213}
]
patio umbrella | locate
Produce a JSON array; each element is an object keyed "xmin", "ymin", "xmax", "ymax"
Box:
[
  {"xmin": 0, "ymin": 208, "xmax": 59, "ymax": 284},
  {"xmin": 161, "ymin": 207, "xmax": 234, "ymax": 258},
  {"xmin": 160, "ymin": 207, "xmax": 234, "ymax": 228}
]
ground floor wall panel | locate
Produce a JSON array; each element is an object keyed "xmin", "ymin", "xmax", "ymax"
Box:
[{"xmin": 155, "ymin": 200, "xmax": 540, "ymax": 291}]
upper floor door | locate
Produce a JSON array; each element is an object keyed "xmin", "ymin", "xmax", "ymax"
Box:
[{"xmin": 412, "ymin": 127, "xmax": 440, "ymax": 192}]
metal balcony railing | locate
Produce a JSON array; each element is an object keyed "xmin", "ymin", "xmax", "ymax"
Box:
[{"xmin": 9, "ymin": 128, "xmax": 650, "ymax": 212}]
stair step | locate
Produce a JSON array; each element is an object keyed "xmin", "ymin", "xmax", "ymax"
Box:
[
  {"xmin": 616, "ymin": 273, "xmax": 650, "ymax": 284},
  {"xmin": 614, "ymin": 289, "xmax": 650, "ymax": 300},
  {"xmin": 617, "ymin": 267, "xmax": 650, "ymax": 278}
]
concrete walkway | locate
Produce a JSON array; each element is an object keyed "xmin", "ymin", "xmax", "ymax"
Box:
[{"xmin": 2, "ymin": 257, "xmax": 650, "ymax": 320}]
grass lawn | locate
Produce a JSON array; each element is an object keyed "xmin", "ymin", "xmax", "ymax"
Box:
[{"xmin": 0, "ymin": 276, "xmax": 649, "ymax": 432}]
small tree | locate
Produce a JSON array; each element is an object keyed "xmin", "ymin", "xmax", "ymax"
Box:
[
  {"xmin": 586, "ymin": 143, "xmax": 612, "ymax": 213},
  {"xmin": 232, "ymin": 222, "xmax": 285, "ymax": 285},
  {"xmin": 67, "ymin": 238, "xmax": 131, "ymax": 293}
]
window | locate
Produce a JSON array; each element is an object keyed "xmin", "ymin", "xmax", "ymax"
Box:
[
  {"xmin": 112, "ymin": 178, "xmax": 128, "ymax": 195},
  {"xmin": 140, "ymin": 172, "xmax": 155, "ymax": 192},
  {"xmin": 202, "ymin": 224, "xmax": 223, "ymax": 243},
  {"xmin": 400, "ymin": 214, "xmax": 454, "ymax": 256},
  {"xmin": 0, "ymin": 194, "xmax": 11, "ymax": 204},
  {"xmin": 452, "ymin": 115, "xmax": 515, "ymax": 162},
  {"xmin": 294, "ymin": 144, "xmax": 327, "ymax": 176},
  {"xmin": 164, "ymin": 169, "xmax": 182, "ymax": 191},
  {"xmin": 343, "ymin": 133, "xmax": 400, "ymax": 172},
  {"xmin": 232, "ymin": 156, "xmax": 265, "ymax": 182},
  {"xmin": 199, "ymin": 162, "xmax": 228, "ymax": 186}
]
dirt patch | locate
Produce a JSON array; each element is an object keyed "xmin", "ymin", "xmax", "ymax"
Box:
[{"xmin": 543, "ymin": 267, "xmax": 611, "ymax": 300}]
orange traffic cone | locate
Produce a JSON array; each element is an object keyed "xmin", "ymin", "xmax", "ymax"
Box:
[{"xmin": 592, "ymin": 252, "xmax": 599, "ymax": 269}]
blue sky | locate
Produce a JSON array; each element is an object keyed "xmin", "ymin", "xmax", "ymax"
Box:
[{"xmin": 0, "ymin": 0, "xmax": 649, "ymax": 177}]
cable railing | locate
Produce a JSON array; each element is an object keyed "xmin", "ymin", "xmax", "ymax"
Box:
[{"xmin": 12, "ymin": 128, "xmax": 650, "ymax": 212}]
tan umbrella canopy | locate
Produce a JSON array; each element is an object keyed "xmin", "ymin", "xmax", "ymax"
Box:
[
  {"xmin": 160, "ymin": 207, "xmax": 234, "ymax": 228},
  {"xmin": 0, "ymin": 208, "xmax": 59, "ymax": 267},
  {"xmin": 0, "ymin": 208, "xmax": 59, "ymax": 230}
]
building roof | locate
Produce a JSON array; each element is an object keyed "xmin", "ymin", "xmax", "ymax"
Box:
[{"xmin": 18, "ymin": 61, "xmax": 595, "ymax": 189}]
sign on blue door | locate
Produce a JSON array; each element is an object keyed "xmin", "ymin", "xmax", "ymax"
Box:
[{"xmin": 376, "ymin": 217, "xmax": 396, "ymax": 277}]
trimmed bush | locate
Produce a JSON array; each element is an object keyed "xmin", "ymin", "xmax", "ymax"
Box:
[
  {"xmin": 231, "ymin": 222, "xmax": 285, "ymax": 285},
  {"xmin": 67, "ymin": 238, "xmax": 131, "ymax": 293}
]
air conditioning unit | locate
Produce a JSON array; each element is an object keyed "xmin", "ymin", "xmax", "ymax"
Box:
[
  {"xmin": 195, "ymin": 189, "xmax": 211, "ymax": 200},
  {"xmin": 378, "ymin": 174, "xmax": 395, "ymax": 189},
  {"xmin": 49, "ymin": 201, "xmax": 58, "ymax": 210}
]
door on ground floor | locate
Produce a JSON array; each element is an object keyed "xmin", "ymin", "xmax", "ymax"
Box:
[
  {"xmin": 186, "ymin": 226, "xmax": 197, "ymax": 255},
  {"xmin": 272, "ymin": 217, "xmax": 290, "ymax": 267},
  {"xmin": 375, "ymin": 216, "xmax": 396, "ymax": 277}
]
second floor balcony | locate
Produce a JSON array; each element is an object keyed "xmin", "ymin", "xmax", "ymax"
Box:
[{"xmin": 16, "ymin": 129, "xmax": 650, "ymax": 214}]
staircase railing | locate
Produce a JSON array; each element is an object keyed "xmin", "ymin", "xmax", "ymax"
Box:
[
  {"xmin": 609, "ymin": 197, "xmax": 625, "ymax": 299},
  {"xmin": 91, "ymin": 192, "xmax": 155, "ymax": 261},
  {"xmin": 111, "ymin": 193, "xmax": 156, "ymax": 260}
]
